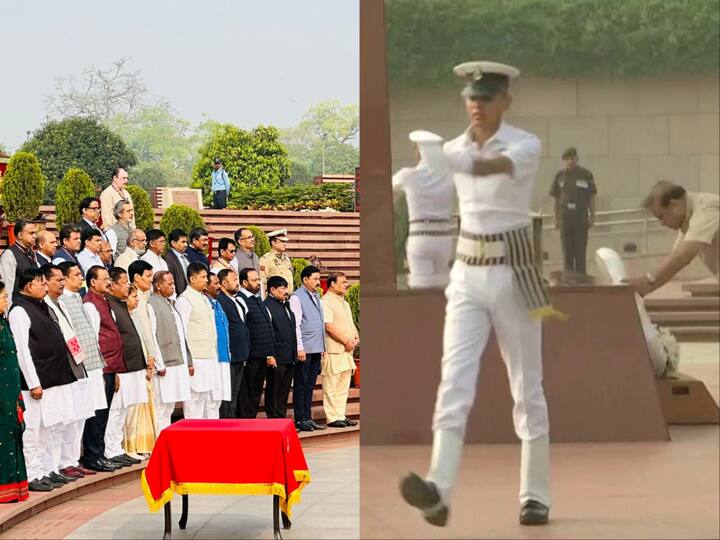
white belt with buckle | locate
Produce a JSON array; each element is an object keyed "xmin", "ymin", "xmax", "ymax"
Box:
[
  {"xmin": 457, "ymin": 237, "xmax": 506, "ymax": 259},
  {"xmin": 566, "ymin": 203, "xmax": 577, "ymax": 210}
]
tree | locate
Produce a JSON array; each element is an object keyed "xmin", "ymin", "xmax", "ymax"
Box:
[
  {"xmin": 282, "ymin": 100, "xmax": 359, "ymax": 177},
  {"xmin": 126, "ymin": 184, "xmax": 155, "ymax": 231},
  {"xmin": 159, "ymin": 204, "xmax": 206, "ymax": 240},
  {"xmin": 128, "ymin": 161, "xmax": 174, "ymax": 191},
  {"xmin": 0, "ymin": 152, "xmax": 46, "ymax": 222},
  {"xmin": 21, "ymin": 117, "xmax": 137, "ymax": 203},
  {"xmin": 286, "ymin": 160, "xmax": 313, "ymax": 185},
  {"xmin": 55, "ymin": 168, "xmax": 96, "ymax": 227},
  {"xmin": 107, "ymin": 102, "xmax": 199, "ymax": 187},
  {"xmin": 191, "ymin": 123, "xmax": 291, "ymax": 201},
  {"xmin": 46, "ymin": 57, "xmax": 149, "ymax": 121}
]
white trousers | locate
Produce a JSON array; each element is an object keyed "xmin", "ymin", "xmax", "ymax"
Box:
[
  {"xmin": 24, "ymin": 421, "xmax": 61, "ymax": 481},
  {"xmin": 406, "ymin": 236, "xmax": 452, "ymax": 289},
  {"xmin": 183, "ymin": 389, "xmax": 220, "ymax": 419},
  {"xmin": 154, "ymin": 399, "xmax": 176, "ymax": 433},
  {"xmin": 60, "ymin": 420, "xmax": 85, "ymax": 469},
  {"xmin": 104, "ymin": 405, "xmax": 130, "ymax": 459},
  {"xmin": 428, "ymin": 262, "xmax": 551, "ymax": 507}
]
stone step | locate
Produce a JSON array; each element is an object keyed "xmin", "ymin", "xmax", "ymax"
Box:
[
  {"xmin": 645, "ymin": 297, "xmax": 720, "ymax": 312},
  {"xmin": 668, "ymin": 326, "xmax": 720, "ymax": 342},
  {"xmin": 648, "ymin": 311, "xmax": 720, "ymax": 325}
]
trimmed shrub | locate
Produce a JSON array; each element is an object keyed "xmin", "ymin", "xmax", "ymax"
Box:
[
  {"xmin": 291, "ymin": 257, "xmax": 309, "ymax": 290},
  {"xmin": 54, "ymin": 168, "xmax": 95, "ymax": 228},
  {"xmin": 0, "ymin": 152, "xmax": 46, "ymax": 222},
  {"xmin": 227, "ymin": 183, "xmax": 355, "ymax": 212},
  {"xmin": 126, "ymin": 184, "xmax": 155, "ymax": 231},
  {"xmin": 245, "ymin": 225, "xmax": 271, "ymax": 258},
  {"xmin": 346, "ymin": 283, "xmax": 360, "ymax": 358},
  {"xmin": 394, "ymin": 193, "xmax": 409, "ymax": 274},
  {"xmin": 159, "ymin": 204, "xmax": 206, "ymax": 241}
]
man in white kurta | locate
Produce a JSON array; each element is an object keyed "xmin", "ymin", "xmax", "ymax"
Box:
[
  {"xmin": 392, "ymin": 130, "xmax": 455, "ymax": 289},
  {"xmin": 147, "ymin": 271, "xmax": 193, "ymax": 432},
  {"xmin": 43, "ymin": 265, "xmax": 96, "ymax": 481},
  {"xmin": 9, "ymin": 270, "xmax": 76, "ymax": 491},
  {"xmin": 59, "ymin": 261, "xmax": 108, "ymax": 476},
  {"xmin": 401, "ymin": 61, "xmax": 553, "ymax": 527},
  {"xmin": 141, "ymin": 230, "xmax": 170, "ymax": 274},
  {"xmin": 176, "ymin": 263, "xmax": 221, "ymax": 419}
]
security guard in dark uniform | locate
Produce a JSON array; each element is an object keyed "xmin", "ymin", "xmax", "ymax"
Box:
[{"xmin": 549, "ymin": 147, "xmax": 597, "ymax": 278}]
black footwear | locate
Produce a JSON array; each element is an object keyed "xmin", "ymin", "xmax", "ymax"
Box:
[
  {"xmin": 308, "ymin": 420, "xmax": 326, "ymax": 431},
  {"xmin": 297, "ymin": 421, "xmax": 314, "ymax": 432},
  {"xmin": 40, "ymin": 476, "xmax": 65, "ymax": 489},
  {"xmin": 28, "ymin": 479, "xmax": 53, "ymax": 492},
  {"xmin": 100, "ymin": 458, "xmax": 121, "ymax": 470},
  {"xmin": 326, "ymin": 420, "xmax": 347, "ymax": 428},
  {"xmin": 343, "ymin": 418, "xmax": 358, "ymax": 427},
  {"xmin": 121, "ymin": 454, "xmax": 142, "ymax": 465},
  {"xmin": 109, "ymin": 456, "xmax": 132, "ymax": 468},
  {"xmin": 53, "ymin": 470, "xmax": 78, "ymax": 482},
  {"xmin": 399, "ymin": 472, "xmax": 448, "ymax": 527},
  {"xmin": 519, "ymin": 500, "xmax": 549, "ymax": 525},
  {"xmin": 48, "ymin": 471, "xmax": 72, "ymax": 484},
  {"xmin": 82, "ymin": 458, "xmax": 116, "ymax": 472}
]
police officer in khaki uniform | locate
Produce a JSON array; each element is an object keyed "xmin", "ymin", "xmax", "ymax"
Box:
[
  {"xmin": 549, "ymin": 147, "xmax": 597, "ymax": 280},
  {"xmin": 259, "ymin": 229, "xmax": 294, "ymax": 297}
]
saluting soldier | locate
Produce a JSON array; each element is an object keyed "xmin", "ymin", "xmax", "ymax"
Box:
[
  {"xmin": 549, "ymin": 147, "xmax": 597, "ymax": 280},
  {"xmin": 392, "ymin": 130, "xmax": 455, "ymax": 289},
  {"xmin": 259, "ymin": 229, "xmax": 294, "ymax": 298},
  {"xmin": 400, "ymin": 61, "xmax": 561, "ymax": 528}
]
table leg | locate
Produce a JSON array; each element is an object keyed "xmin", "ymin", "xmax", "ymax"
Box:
[
  {"xmin": 179, "ymin": 494, "xmax": 189, "ymax": 529},
  {"xmin": 281, "ymin": 511, "xmax": 292, "ymax": 530},
  {"xmin": 273, "ymin": 495, "xmax": 283, "ymax": 540},
  {"xmin": 163, "ymin": 501, "xmax": 172, "ymax": 540}
]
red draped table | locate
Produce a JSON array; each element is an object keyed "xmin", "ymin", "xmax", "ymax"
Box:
[{"xmin": 141, "ymin": 419, "xmax": 310, "ymax": 539}]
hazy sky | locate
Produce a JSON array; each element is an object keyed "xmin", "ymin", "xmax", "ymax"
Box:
[{"xmin": 0, "ymin": 0, "xmax": 359, "ymax": 151}]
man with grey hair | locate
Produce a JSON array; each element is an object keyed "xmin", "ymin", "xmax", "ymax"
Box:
[
  {"xmin": 35, "ymin": 230, "xmax": 58, "ymax": 266},
  {"xmin": 626, "ymin": 181, "xmax": 719, "ymax": 296},
  {"xmin": 114, "ymin": 229, "xmax": 147, "ymax": 272},
  {"xmin": 99, "ymin": 241, "xmax": 114, "ymax": 269},
  {"xmin": 106, "ymin": 200, "xmax": 135, "ymax": 259}
]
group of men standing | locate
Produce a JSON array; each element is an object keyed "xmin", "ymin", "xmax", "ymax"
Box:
[{"xmin": 0, "ymin": 173, "xmax": 360, "ymax": 491}]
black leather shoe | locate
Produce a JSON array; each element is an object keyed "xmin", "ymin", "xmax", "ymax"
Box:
[
  {"xmin": 343, "ymin": 418, "xmax": 358, "ymax": 426},
  {"xmin": 297, "ymin": 421, "xmax": 314, "ymax": 432},
  {"xmin": 28, "ymin": 479, "xmax": 53, "ymax": 492},
  {"xmin": 121, "ymin": 454, "xmax": 142, "ymax": 465},
  {"xmin": 82, "ymin": 458, "xmax": 116, "ymax": 472},
  {"xmin": 308, "ymin": 420, "xmax": 326, "ymax": 431},
  {"xmin": 41, "ymin": 476, "xmax": 65, "ymax": 489},
  {"xmin": 48, "ymin": 471, "xmax": 71, "ymax": 484},
  {"xmin": 99, "ymin": 458, "xmax": 121, "ymax": 470},
  {"xmin": 326, "ymin": 420, "xmax": 347, "ymax": 428},
  {"xmin": 519, "ymin": 500, "xmax": 549, "ymax": 525},
  {"xmin": 399, "ymin": 472, "xmax": 448, "ymax": 527},
  {"xmin": 109, "ymin": 456, "xmax": 132, "ymax": 468}
]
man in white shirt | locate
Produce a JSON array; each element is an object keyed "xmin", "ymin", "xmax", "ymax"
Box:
[
  {"xmin": 147, "ymin": 271, "xmax": 194, "ymax": 432},
  {"xmin": 401, "ymin": 61, "xmax": 553, "ymax": 527},
  {"xmin": 9, "ymin": 268, "xmax": 77, "ymax": 491},
  {"xmin": 141, "ymin": 229, "xmax": 170, "ymax": 274},
  {"xmin": 175, "ymin": 263, "xmax": 220, "ymax": 419},
  {"xmin": 114, "ymin": 229, "xmax": 147, "ymax": 272},
  {"xmin": 392, "ymin": 130, "xmax": 455, "ymax": 289},
  {"xmin": 77, "ymin": 229, "xmax": 105, "ymax": 277},
  {"xmin": 100, "ymin": 167, "xmax": 135, "ymax": 231},
  {"xmin": 211, "ymin": 238, "xmax": 237, "ymax": 275}
]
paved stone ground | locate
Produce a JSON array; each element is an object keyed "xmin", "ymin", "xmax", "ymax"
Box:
[
  {"xmin": 361, "ymin": 343, "xmax": 719, "ymax": 539},
  {"xmin": 63, "ymin": 445, "xmax": 358, "ymax": 540}
]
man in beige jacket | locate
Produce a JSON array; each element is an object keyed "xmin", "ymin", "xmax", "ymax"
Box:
[{"xmin": 320, "ymin": 272, "xmax": 359, "ymax": 428}]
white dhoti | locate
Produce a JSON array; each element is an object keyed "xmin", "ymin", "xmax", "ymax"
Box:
[
  {"xmin": 22, "ymin": 384, "xmax": 74, "ymax": 481},
  {"xmin": 406, "ymin": 223, "xmax": 454, "ymax": 289},
  {"xmin": 321, "ymin": 352, "xmax": 355, "ymax": 424},
  {"xmin": 88, "ymin": 368, "xmax": 109, "ymax": 411},
  {"xmin": 60, "ymin": 377, "xmax": 97, "ymax": 469},
  {"xmin": 427, "ymin": 262, "xmax": 551, "ymax": 507},
  {"xmin": 104, "ymin": 370, "xmax": 148, "ymax": 459},
  {"xmin": 183, "ymin": 357, "xmax": 220, "ymax": 419},
  {"xmin": 154, "ymin": 365, "xmax": 192, "ymax": 432}
]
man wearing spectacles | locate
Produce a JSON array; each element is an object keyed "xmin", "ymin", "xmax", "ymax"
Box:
[
  {"xmin": 77, "ymin": 198, "xmax": 108, "ymax": 242},
  {"xmin": 211, "ymin": 238, "xmax": 238, "ymax": 275},
  {"xmin": 232, "ymin": 228, "xmax": 260, "ymax": 276}
]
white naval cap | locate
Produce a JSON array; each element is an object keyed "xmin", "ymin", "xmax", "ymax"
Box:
[
  {"xmin": 267, "ymin": 228, "xmax": 289, "ymax": 242},
  {"xmin": 453, "ymin": 61, "xmax": 520, "ymax": 98},
  {"xmin": 409, "ymin": 130, "xmax": 444, "ymax": 144}
]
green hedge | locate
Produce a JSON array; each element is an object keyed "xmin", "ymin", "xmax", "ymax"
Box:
[
  {"xmin": 387, "ymin": 0, "xmax": 720, "ymax": 88},
  {"xmin": 159, "ymin": 204, "xmax": 206, "ymax": 242},
  {"xmin": 0, "ymin": 152, "xmax": 46, "ymax": 222},
  {"xmin": 227, "ymin": 183, "xmax": 355, "ymax": 212},
  {"xmin": 126, "ymin": 184, "xmax": 155, "ymax": 231},
  {"xmin": 346, "ymin": 283, "xmax": 360, "ymax": 358},
  {"xmin": 291, "ymin": 257, "xmax": 309, "ymax": 290},
  {"xmin": 245, "ymin": 225, "xmax": 271, "ymax": 258},
  {"xmin": 55, "ymin": 168, "xmax": 95, "ymax": 228}
]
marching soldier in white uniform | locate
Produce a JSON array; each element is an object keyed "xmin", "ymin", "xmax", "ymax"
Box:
[
  {"xmin": 400, "ymin": 61, "xmax": 563, "ymax": 527},
  {"xmin": 392, "ymin": 130, "xmax": 455, "ymax": 289}
]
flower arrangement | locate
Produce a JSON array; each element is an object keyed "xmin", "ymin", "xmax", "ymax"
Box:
[{"xmin": 655, "ymin": 325, "xmax": 681, "ymax": 378}]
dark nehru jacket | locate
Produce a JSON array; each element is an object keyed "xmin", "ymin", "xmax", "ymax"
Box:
[
  {"xmin": 216, "ymin": 292, "xmax": 250, "ymax": 364},
  {"xmin": 107, "ymin": 296, "xmax": 146, "ymax": 373},
  {"xmin": 10, "ymin": 294, "xmax": 76, "ymax": 390},
  {"xmin": 264, "ymin": 295, "xmax": 297, "ymax": 365}
]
